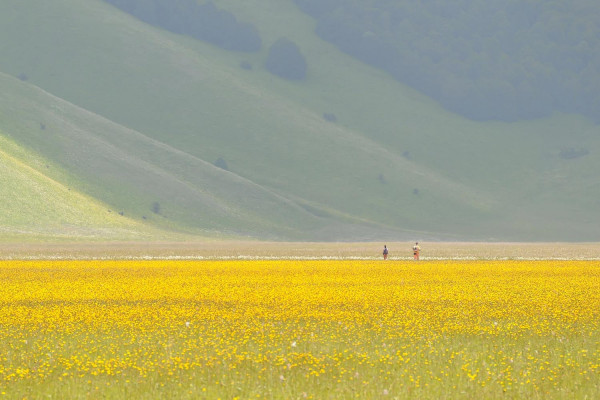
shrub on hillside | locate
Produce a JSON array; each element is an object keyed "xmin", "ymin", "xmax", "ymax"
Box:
[
  {"xmin": 266, "ymin": 38, "xmax": 307, "ymax": 81},
  {"xmin": 240, "ymin": 61, "xmax": 253, "ymax": 70},
  {"xmin": 214, "ymin": 157, "xmax": 229, "ymax": 171},
  {"xmin": 559, "ymin": 148, "xmax": 589, "ymax": 160},
  {"xmin": 323, "ymin": 113, "xmax": 337, "ymax": 122}
]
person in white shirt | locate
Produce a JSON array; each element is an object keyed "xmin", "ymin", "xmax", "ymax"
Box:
[{"xmin": 412, "ymin": 242, "xmax": 421, "ymax": 260}]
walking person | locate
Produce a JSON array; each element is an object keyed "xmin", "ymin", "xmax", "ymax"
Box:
[
  {"xmin": 383, "ymin": 245, "xmax": 389, "ymax": 260},
  {"xmin": 412, "ymin": 242, "xmax": 420, "ymax": 260}
]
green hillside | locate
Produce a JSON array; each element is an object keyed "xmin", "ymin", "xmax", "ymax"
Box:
[
  {"xmin": 0, "ymin": 133, "xmax": 165, "ymax": 241},
  {"xmin": 0, "ymin": 72, "xmax": 359, "ymax": 240},
  {"xmin": 0, "ymin": 0, "xmax": 598, "ymax": 241}
]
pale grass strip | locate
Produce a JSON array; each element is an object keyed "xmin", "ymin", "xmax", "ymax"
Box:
[{"xmin": 1, "ymin": 255, "xmax": 599, "ymax": 261}]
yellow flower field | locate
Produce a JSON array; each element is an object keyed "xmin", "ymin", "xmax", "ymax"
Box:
[{"xmin": 0, "ymin": 260, "xmax": 599, "ymax": 399}]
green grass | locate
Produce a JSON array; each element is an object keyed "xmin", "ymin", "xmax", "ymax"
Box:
[
  {"xmin": 4, "ymin": 334, "xmax": 597, "ymax": 399},
  {"xmin": 0, "ymin": 0, "xmax": 599, "ymax": 240},
  {"xmin": 0, "ymin": 133, "xmax": 168, "ymax": 241}
]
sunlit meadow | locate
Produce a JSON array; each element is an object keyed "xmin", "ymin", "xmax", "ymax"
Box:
[{"xmin": 0, "ymin": 260, "xmax": 599, "ymax": 399}]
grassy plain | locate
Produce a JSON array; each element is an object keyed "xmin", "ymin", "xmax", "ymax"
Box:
[
  {"xmin": 0, "ymin": 248, "xmax": 599, "ymax": 399},
  {"xmin": 0, "ymin": 241, "xmax": 599, "ymax": 260}
]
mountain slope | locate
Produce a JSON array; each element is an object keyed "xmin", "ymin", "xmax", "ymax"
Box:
[
  {"xmin": 0, "ymin": 73, "xmax": 345, "ymax": 240},
  {"xmin": 0, "ymin": 133, "xmax": 163, "ymax": 241},
  {"xmin": 0, "ymin": 0, "xmax": 598, "ymax": 240},
  {"xmin": 1, "ymin": 72, "xmax": 431, "ymax": 240}
]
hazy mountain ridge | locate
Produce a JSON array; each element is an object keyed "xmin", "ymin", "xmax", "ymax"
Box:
[
  {"xmin": 0, "ymin": 0, "xmax": 598, "ymax": 241},
  {"xmin": 292, "ymin": 0, "xmax": 600, "ymax": 122}
]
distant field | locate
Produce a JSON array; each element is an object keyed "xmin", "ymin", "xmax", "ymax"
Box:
[
  {"xmin": 0, "ymin": 241, "xmax": 598, "ymax": 260},
  {"xmin": 1, "ymin": 259, "xmax": 598, "ymax": 399}
]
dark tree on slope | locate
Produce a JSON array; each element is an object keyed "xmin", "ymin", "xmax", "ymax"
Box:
[
  {"xmin": 266, "ymin": 38, "xmax": 308, "ymax": 81},
  {"xmin": 214, "ymin": 157, "xmax": 229, "ymax": 171}
]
